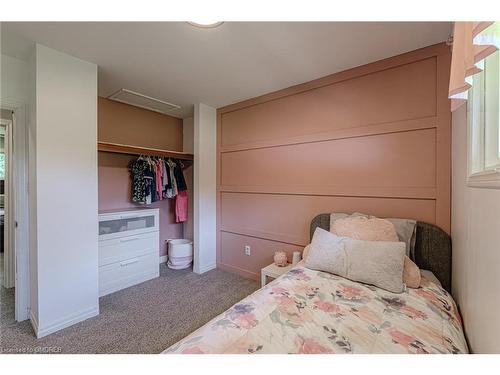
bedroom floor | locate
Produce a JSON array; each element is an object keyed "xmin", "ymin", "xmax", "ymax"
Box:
[{"xmin": 0, "ymin": 259, "xmax": 259, "ymax": 354}]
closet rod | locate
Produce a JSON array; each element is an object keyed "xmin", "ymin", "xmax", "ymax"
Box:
[{"xmin": 98, "ymin": 142, "xmax": 194, "ymax": 161}]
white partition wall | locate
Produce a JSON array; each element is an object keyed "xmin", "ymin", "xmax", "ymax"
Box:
[
  {"xmin": 31, "ymin": 45, "xmax": 99, "ymax": 337},
  {"xmin": 193, "ymin": 104, "xmax": 216, "ymax": 274}
]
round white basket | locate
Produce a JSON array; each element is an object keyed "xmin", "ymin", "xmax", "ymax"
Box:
[{"xmin": 167, "ymin": 239, "xmax": 193, "ymax": 270}]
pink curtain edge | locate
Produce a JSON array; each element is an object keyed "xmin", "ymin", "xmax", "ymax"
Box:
[
  {"xmin": 473, "ymin": 22, "xmax": 495, "ymax": 37},
  {"xmin": 449, "ymin": 21, "xmax": 498, "ymax": 112}
]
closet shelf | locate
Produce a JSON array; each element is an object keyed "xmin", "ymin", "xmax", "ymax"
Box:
[{"xmin": 98, "ymin": 142, "xmax": 194, "ymax": 161}]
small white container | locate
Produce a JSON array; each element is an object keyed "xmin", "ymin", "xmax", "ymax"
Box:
[{"xmin": 167, "ymin": 239, "xmax": 193, "ymax": 270}]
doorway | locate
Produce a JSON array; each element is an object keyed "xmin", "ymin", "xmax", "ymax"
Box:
[
  {"xmin": 0, "ymin": 101, "xmax": 29, "ymax": 323},
  {"xmin": 0, "ymin": 110, "xmax": 15, "ymax": 324}
]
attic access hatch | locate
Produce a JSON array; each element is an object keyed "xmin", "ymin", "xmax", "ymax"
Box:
[{"xmin": 108, "ymin": 89, "xmax": 181, "ymax": 115}]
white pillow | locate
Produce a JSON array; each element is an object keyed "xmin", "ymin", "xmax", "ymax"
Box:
[{"xmin": 305, "ymin": 228, "xmax": 406, "ymax": 293}]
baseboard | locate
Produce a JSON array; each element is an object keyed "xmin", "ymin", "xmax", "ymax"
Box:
[
  {"xmin": 35, "ymin": 305, "xmax": 99, "ymax": 339},
  {"xmin": 30, "ymin": 310, "xmax": 39, "ymax": 336},
  {"xmin": 159, "ymin": 255, "xmax": 168, "ymax": 264},
  {"xmin": 194, "ymin": 263, "xmax": 216, "ymax": 274},
  {"xmin": 217, "ymin": 262, "xmax": 259, "ymax": 281}
]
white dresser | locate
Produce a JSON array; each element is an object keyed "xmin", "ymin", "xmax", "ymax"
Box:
[{"xmin": 98, "ymin": 208, "xmax": 160, "ymax": 297}]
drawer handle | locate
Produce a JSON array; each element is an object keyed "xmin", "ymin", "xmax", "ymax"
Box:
[
  {"xmin": 120, "ymin": 236, "xmax": 141, "ymax": 243},
  {"xmin": 119, "ymin": 215, "xmax": 151, "ymax": 219},
  {"xmin": 120, "ymin": 258, "xmax": 139, "ymax": 267},
  {"xmin": 119, "ymin": 215, "xmax": 138, "ymax": 219}
]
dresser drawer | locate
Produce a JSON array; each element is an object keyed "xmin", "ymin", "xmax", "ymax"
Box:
[
  {"xmin": 99, "ymin": 209, "xmax": 159, "ymax": 241},
  {"xmin": 99, "ymin": 232, "xmax": 159, "ymax": 266},
  {"xmin": 99, "ymin": 252, "xmax": 159, "ymax": 297}
]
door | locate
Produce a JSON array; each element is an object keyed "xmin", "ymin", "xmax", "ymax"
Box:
[
  {"xmin": 1, "ymin": 101, "xmax": 30, "ymax": 322},
  {"xmin": 1, "ymin": 117, "xmax": 14, "ymax": 289}
]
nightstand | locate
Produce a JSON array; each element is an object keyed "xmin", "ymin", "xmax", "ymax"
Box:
[{"xmin": 261, "ymin": 263, "xmax": 293, "ymax": 287}]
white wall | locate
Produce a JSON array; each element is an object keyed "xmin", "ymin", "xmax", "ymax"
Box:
[
  {"xmin": 452, "ymin": 105, "xmax": 500, "ymax": 353},
  {"xmin": 32, "ymin": 45, "xmax": 98, "ymax": 337},
  {"xmin": 193, "ymin": 104, "xmax": 216, "ymax": 273},
  {"xmin": 1, "ymin": 54, "xmax": 29, "ymax": 101},
  {"xmin": 183, "ymin": 116, "xmax": 194, "ymax": 241}
]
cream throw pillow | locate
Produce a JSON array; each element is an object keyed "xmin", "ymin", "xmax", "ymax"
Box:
[
  {"xmin": 305, "ymin": 228, "xmax": 406, "ymax": 293},
  {"xmin": 329, "ymin": 213, "xmax": 416, "ymax": 256},
  {"xmin": 302, "ymin": 244, "xmax": 311, "ymax": 260},
  {"xmin": 331, "ymin": 216, "xmax": 399, "ymax": 242},
  {"xmin": 403, "ymin": 257, "xmax": 421, "ymax": 288}
]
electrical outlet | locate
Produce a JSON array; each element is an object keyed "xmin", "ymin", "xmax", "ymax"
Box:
[{"xmin": 244, "ymin": 245, "xmax": 251, "ymax": 256}]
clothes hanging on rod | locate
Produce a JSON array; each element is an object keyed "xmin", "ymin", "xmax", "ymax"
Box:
[
  {"xmin": 155, "ymin": 158, "xmax": 164, "ymax": 201},
  {"xmin": 175, "ymin": 190, "xmax": 188, "ymax": 223},
  {"xmin": 129, "ymin": 156, "xmax": 189, "ymax": 222},
  {"xmin": 145, "ymin": 157, "xmax": 155, "ymax": 204},
  {"xmin": 165, "ymin": 158, "xmax": 178, "ymax": 198},
  {"xmin": 174, "ymin": 160, "xmax": 187, "ymax": 192},
  {"xmin": 162, "ymin": 159, "xmax": 169, "ymax": 199},
  {"xmin": 130, "ymin": 158, "xmax": 148, "ymax": 204}
]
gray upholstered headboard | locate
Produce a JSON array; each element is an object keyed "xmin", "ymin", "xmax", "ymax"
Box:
[{"xmin": 309, "ymin": 214, "xmax": 452, "ymax": 292}]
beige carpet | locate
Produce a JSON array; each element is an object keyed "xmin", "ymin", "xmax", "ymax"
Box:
[{"xmin": 0, "ymin": 258, "xmax": 258, "ymax": 354}]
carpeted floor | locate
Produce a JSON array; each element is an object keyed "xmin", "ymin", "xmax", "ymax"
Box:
[{"xmin": 0, "ymin": 255, "xmax": 259, "ymax": 354}]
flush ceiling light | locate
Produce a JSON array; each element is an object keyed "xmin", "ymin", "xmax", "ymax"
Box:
[{"xmin": 187, "ymin": 21, "xmax": 224, "ymax": 29}]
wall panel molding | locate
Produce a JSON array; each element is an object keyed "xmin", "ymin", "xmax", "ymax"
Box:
[
  {"xmin": 219, "ymin": 186, "xmax": 437, "ymax": 199},
  {"xmin": 217, "ymin": 42, "xmax": 451, "ymax": 279},
  {"xmin": 220, "ymin": 116, "xmax": 437, "ymax": 153},
  {"xmin": 220, "ymin": 57, "xmax": 437, "ymax": 148},
  {"xmin": 221, "ymin": 228, "xmax": 305, "ymax": 247},
  {"xmin": 220, "ymin": 192, "xmax": 437, "ymax": 257},
  {"xmin": 218, "ymin": 44, "xmax": 446, "ymax": 115}
]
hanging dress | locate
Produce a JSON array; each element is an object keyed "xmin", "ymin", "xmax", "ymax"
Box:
[
  {"xmin": 155, "ymin": 158, "xmax": 164, "ymax": 201},
  {"xmin": 165, "ymin": 159, "xmax": 178, "ymax": 198},
  {"xmin": 144, "ymin": 159, "xmax": 155, "ymax": 205},
  {"xmin": 130, "ymin": 159, "xmax": 148, "ymax": 204},
  {"xmin": 173, "ymin": 160, "xmax": 187, "ymax": 191},
  {"xmin": 162, "ymin": 158, "xmax": 169, "ymax": 199}
]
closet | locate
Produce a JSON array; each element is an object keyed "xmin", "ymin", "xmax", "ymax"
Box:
[{"xmin": 97, "ymin": 97, "xmax": 193, "ymax": 295}]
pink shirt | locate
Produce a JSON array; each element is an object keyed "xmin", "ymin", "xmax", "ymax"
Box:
[
  {"xmin": 175, "ymin": 190, "xmax": 188, "ymax": 222},
  {"xmin": 156, "ymin": 159, "xmax": 163, "ymax": 200}
]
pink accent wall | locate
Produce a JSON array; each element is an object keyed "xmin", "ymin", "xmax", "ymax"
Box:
[
  {"xmin": 98, "ymin": 98, "xmax": 184, "ymax": 257},
  {"xmin": 217, "ymin": 43, "xmax": 452, "ymax": 280}
]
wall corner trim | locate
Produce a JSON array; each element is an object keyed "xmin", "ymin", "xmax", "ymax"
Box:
[{"xmin": 29, "ymin": 310, "xmax": 39, "ymax": 338}]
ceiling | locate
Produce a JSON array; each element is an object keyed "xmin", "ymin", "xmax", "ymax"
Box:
[{"xmin": 1, "ymin": 22, "xmax": 452, "ymax": 118}]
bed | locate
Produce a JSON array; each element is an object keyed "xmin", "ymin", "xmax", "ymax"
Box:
[{"xmin": 165, "ymin": 214, "xmax": 468, "ymax": 354}]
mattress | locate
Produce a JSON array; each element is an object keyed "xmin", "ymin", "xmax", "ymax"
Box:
[{"xmin": 164, "ymin": 264, "xmax": 468, "ymax": 354}]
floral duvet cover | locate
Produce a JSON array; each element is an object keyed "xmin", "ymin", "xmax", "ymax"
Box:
[{"xmin": 164, "ymin": 264, "xmax": 468, "ymax": 354}]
